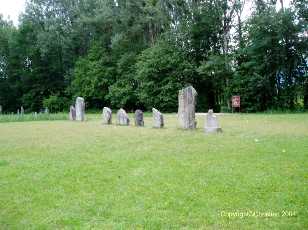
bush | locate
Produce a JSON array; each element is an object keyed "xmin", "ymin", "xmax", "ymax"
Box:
[
  {"xmin": 136, "ymin": 40, "xmax": 195, "ymax": 112},
  {"xmin": 43, "ymin": 95, "xmax": 69, "ymax": 113}
]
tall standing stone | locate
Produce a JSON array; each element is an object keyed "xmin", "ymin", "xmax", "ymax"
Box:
[
  {"xmin": 20, "ymin": 106, "xmax": 24, "ymax": 115},
  {"xmin": 134, "ymin": 110, "xmax": 144, "ymax": 127},
  {"xmin": 102, "ymin": 107, "xmax": 112, "ymax": 124},
  {"xmin": 178, "ymin": 86, "xmax": 197, "ymax": 129},
  {"xmin": 0, "ymin": 105, "xmax": 2, "ymax": 114},
  {"xmin": 204, "ymin": 109, "xmax": 222, "ymax": 133},
  {"xmin": 152, "ymin": 108, "xmax": 164, "ymax": 128},
  {"xmin": 69, "ymin": 105, "xmax": 76, "ymax": 121},
  {"xmin": 117, "ymin": 108, "xmax": 130, "ymax": 126},
  {"xmin": 75, "ymin": 97, "xmax": 85, "ymax": 121}
]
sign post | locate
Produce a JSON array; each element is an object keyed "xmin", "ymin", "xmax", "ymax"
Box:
[{"xmin": 232, "ymin": 96, "xmax": 240, "ymax": 113}]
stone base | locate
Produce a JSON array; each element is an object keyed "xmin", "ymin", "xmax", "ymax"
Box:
[{"xmin": 205, "ymin": 127, "xmax": 222, "ymax": 133}]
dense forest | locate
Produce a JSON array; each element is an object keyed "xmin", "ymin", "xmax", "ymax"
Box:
[{"xmin": 0, "ymin": 0, "xmax": 307, "ymax": 113}]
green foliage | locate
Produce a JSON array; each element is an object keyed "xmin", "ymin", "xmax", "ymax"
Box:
[
  {"xmin": 0, "ymin": 113, "xmax": 68, "ymax": 123},
  {"xmin": 197, "ymin": 54, "xmax": 233, "ymax": 111},
  {"xmin": 136, "ymin": 40, "xmax": 195, "ymax": 112},
  {"xmin": 43, "ymin": 95, "xmax": 69, "ymax": 113},
  {"xmin": 71, "ymin": 42, "xmax": 116, "ymax": 108},
  {"xmin": 229, "ymin": 7, "xmax": 307, "ymax": 111},
  {"xmin": 0, "ymin": 0, "xmax": 306, "ymax": 112}
]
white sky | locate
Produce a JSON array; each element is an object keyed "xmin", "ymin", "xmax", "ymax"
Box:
[
  {"xmin": 0, "ymin": 0, "xmax": 291, "ymax": 26},
  {"xmin": 0, "ymin": 0, "xmax": 26, "ymax": 26}
]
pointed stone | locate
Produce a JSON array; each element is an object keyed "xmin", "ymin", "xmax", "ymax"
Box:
[
  {"xmin": 117, "ymin": 108, "xmax": 130, "ymax": 126},
  {"xmin": 69, "ymin": 105, "xmax": 76, "ymax": 121},
  {"xmin": 75, "ymin": 97, "xmax": 85, "ymax": 121},
  {"xmin": 178, "ymin": 86, "xmax": 197, "ymax": 129},
  {"xmin": 102, "ymin": 107, "xmax": 112, "ymax": 124},
  {"xmin": 152, "ymin": 108, "xmax": 164, "ymax": 128},
  {"xmin": 204, "ymin": 109, "xmax": 222, "ymax": 133},
  {"xmin": 134, "ymin": 109, "xmax": 144, "ymax": 126}
]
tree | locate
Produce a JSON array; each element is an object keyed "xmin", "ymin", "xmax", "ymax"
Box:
[{"xmin": 136, "ymin": 40, "xmax": 195, "ymax": 112}]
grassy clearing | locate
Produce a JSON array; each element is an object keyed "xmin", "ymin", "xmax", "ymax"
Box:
[{"xmin": 0, "ymin": 113, "xmax": 307, "ymax": 229}]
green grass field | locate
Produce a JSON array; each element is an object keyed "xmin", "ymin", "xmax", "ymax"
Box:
[{"xmin": 0, "ymin": 113, "xmax": 307, "ymax": 229}]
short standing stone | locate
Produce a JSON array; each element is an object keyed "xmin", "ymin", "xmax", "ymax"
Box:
[
  {"xmin": 117, "ymin": 108, "xmax": 129, "ymax": 126},
  {"xmin": 102, "ymin": 107, "xmax": 112, "ymax": 124},
  {"xmin": 75, "ymin": 97, "xmax": 85, "ymax": 121},
  {"xmin": 204, "ymin": 109, "xmax": 222, "ymax": 133},
  {"xmin": 69, "ymin": 105, "xmax": 76, "ymax": 121},
  {"xmin": 17, "ymin": 109, "xmax": 20, "ymax": 115},
  {"xmin": 152, "ymin": 108, "xmax": 164, "ymax": 128},
  {"xmin": 134, "ymin": 110, "xmax": 144, "ymax": 127},
  {"xmin": 20, "ymin": 106, "xmax": 24, "ymax": 115},
  {"xmin": 178, "ymin": 86, "xmax": 197, "ymax": 129}
]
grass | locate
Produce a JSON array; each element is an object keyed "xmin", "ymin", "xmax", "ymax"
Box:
[
  {"xmin": 0, "ymin": 113, "xmax": 68, "ymax": 123},
  {"xmin": 0, "ymin": 113, "xmax": 307, "ymax": 229}
]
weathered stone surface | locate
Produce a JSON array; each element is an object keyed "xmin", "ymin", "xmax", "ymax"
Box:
[
  {"xmin": 117, "ymin": 108, "xmax": 130, "ymax": 125},
  {"xmin": 134, "ymin": 109, "xmax": 144, "ymax": 127},
  {"xmin": 69, "ymin": 105, "xmax": 76, "ymax": 121},
  {"xmin": 152, "ymin": 108, "xmax": 164, "ymax": 128},
  {"xmin": 178, "ymin": 86, "xmax": 197, "ymax": 129},
  {"xmin": 75, "ymin": 97, "xmax": 85, "ymax": 121},
  {"xmin": 204, "ymin": 109, "xmax": 222, "ymax": 133},
  {"xmin": 102, "ymin": 107, "xmax": 112, "ymax": 124}
]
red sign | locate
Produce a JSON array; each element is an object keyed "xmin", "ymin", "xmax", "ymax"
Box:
[{"xmin": 232, "ymin": 96, "xmax": 240, "ymax": 108}]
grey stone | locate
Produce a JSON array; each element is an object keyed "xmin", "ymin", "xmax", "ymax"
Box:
[
  {"xmin": 45, "ymin": 107, "xmax": 49, "ymax": 114},
  {"xmin": 152, "ymin": 108, "xmax": 164, "ymax": 128},
  {"xmin": 178, "ymin": 86, "xmax": 197, "ymax": 129},
  {"xmin": 17, "ymin": 109, "xmax": 20, "ymax": 115},
  {"xmin": 20, "ymin": 106, "xmax": 24, "ymax": 115},
  {"xmin": 69, "ymin": 105, "xmax": 76, "ymax": 121},
  {"xmin": 204, "ymin": 109, "xmax": 222, "ymax": 133},
  {"xmin": 102, "ymin": 107, "xmax": 112, "ymax": 124},
  {"xmin": 117, "ymin": 108, "xmax": 130, "ymax": 126},
  {"xmin": 0, "ymin": 105, "xmax": 2, "ymax": 114},
  {"xmin": 134, "ymin": 109, "xmax": 144, "ymax": 127},
  {"xmin": 75, "ymin": 97, "xmax": 85, "ymax": 121}
]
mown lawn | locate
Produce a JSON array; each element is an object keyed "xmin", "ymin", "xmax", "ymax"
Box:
[{"xmin": 0, "ymin": 113, "xmax": 307, "ymax": 229}]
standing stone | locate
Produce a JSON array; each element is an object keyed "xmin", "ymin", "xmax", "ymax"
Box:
[
  {"xmin": 134, "ymin": 110, "xmax": 144, "ymax": 127},
  {"xmin": 69, "ymin": 105, "xmax": 76, "ymax": 121},
  {"xmin": 152, "ymin": 108, "xmax": 164, "ymax": 128},
  {"xmin": 117, "ymin": 108, "xmax": 130, "ymax": 126},
  {"xmin": 45, "ymin": 107, "xmax": 49, "ymax": 114},
  {"xmin": 20, "ymin": 106, "xmax": 24, "ymax": 115},
  {"xmin": 204, "ymin": 109, "xmax": 222, "ymax": 133},
  {"xmin": 75, "ymin": 97, "xmax": 85, "ymax": 121},
  {"xmin": 102, "ymin": 107, "xmax": 112, "ymax": 124},
  {"xmin": 17, "ymin": 109, "xmax": 20, "ymax": 115},
  {"xmin": 0, "ymin": 105, "xmax": 2, "ymax": 114},
  {"xmin": 178, "ymin": 86, "xmax": 197, "ymax": 129}
]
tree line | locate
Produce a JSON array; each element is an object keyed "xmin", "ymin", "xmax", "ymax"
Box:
[{"xmin": 0, "ymin": 0, "xmax": 307, "ymax": 113}]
